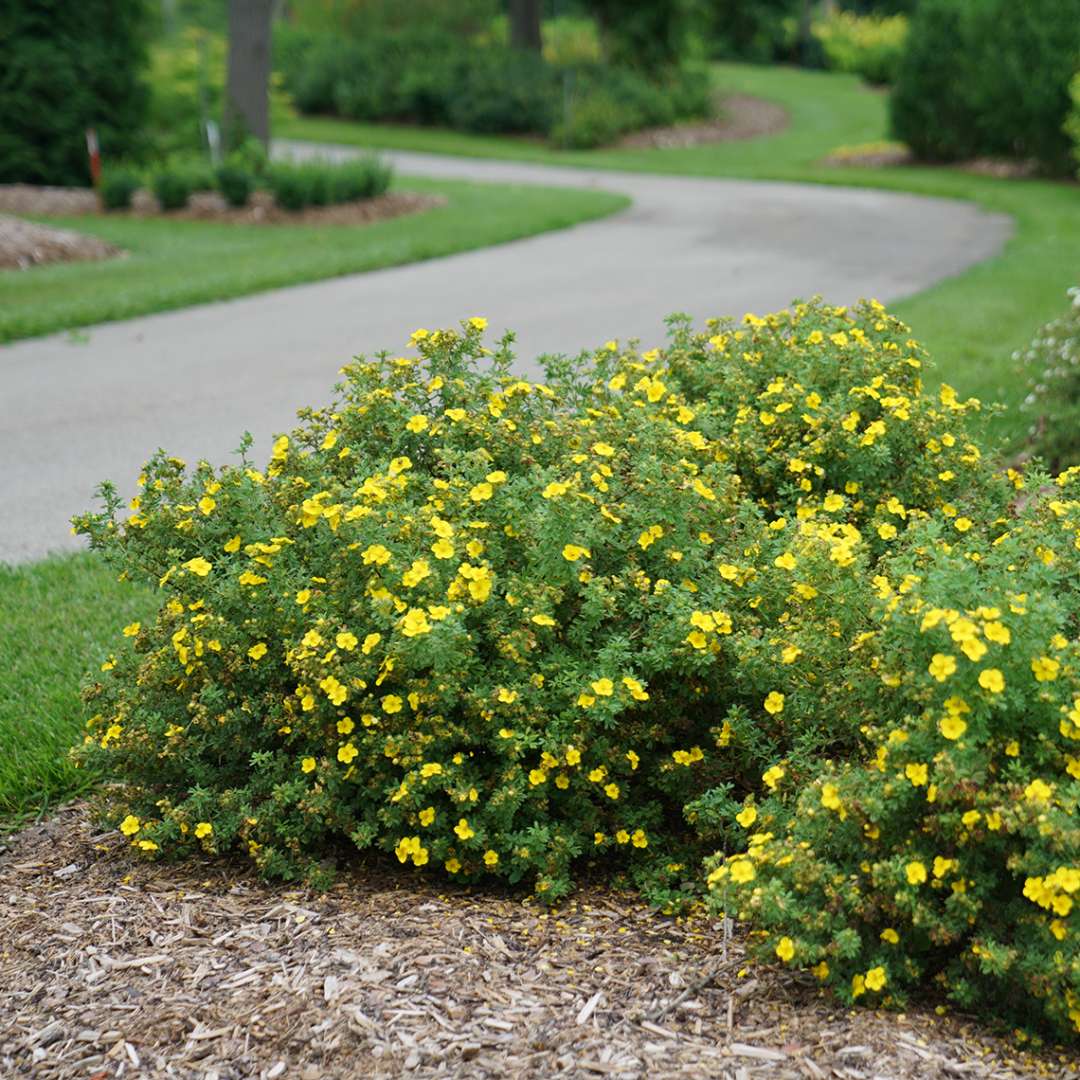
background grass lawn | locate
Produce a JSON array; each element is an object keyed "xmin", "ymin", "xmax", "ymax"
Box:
[
  {"xmin": 282, "ymin": 63, "xmax": 1080, "ymax": 451},
  {"xmin": 0, "ymin": 556, "xmax": 155, "ymax": 827},
  {"xmin": 0, "ymin": 177, "xmax": 627, "ymax": 344}
]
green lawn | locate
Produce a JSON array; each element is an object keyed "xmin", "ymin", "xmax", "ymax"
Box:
[
  {"xmin": 0, "ymin": 176, "xmax": 627, "ymax": 344},
  {"xmin": 282, "ymin": 63, "xmax": 1080, "ymax": 451},
  {"xmin": 0, "ymin": 556, "xmax": 155, "ymax": 827}
]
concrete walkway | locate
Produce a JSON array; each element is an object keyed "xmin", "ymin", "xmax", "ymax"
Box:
[{"xmin": 1, "ymin": 144, "xmax": 1010, "ymax": 564}]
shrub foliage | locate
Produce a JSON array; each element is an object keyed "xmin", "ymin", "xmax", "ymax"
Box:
[
  {"xmin": 1020, "ymin": 288, "xmax": 1080, "ymax": 472},
  {"xmin": 890, "ymin": 0, "xmax": 1080, "ymax": 174},
  {"xmin": 74, "ymin": 300, "xmax": 1080, "ymax": 1041},
  {"xmin": 0, "ymin": 0, "xmax": 151, "ymax": 186}
]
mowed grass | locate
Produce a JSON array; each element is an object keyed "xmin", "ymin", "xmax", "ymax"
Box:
[
  {"xmin": 282, "ymin": 63, "xmax": 1080, "ymax": 450},
  {"xmin": 0, "ymin": 555, "xmax": 154, "ymax": 826},
  {"xmin": 0, "ymin": 176, "xmax": 627, "ymax": 344}
]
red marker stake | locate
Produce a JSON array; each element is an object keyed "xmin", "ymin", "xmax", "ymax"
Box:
[{"xmin": 86, "ymin": 128, "xmax": 101, "ymax": 187}]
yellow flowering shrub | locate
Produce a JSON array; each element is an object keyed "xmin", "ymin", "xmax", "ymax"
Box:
[
  {"xmin": 76, "ymin": 306, "xmax": 897, "ymax": 899},
  {"xmin": 709, "ymin": 474, "xmax": 1080, "ymax": 1042},
  {"xmin": 73, "ymin": 299, "xmax": 1078, "ymax": 1037}
]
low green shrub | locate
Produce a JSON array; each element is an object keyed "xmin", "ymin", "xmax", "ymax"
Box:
[
  {"xmin": 99, "ymin": 170, "xmax": 141, "ymax": 212},
  {"xmin": 215, "ymin": 164, "xmax": 254, "ymax": 208},
  {"xmin": 1020, "ymin": 288, "xmax": 1080, "ymax": 472},
  {"xmin": 890, "ymin": 0, "xmax": 1080, "ymax": 174},
  {"xmin": 1068, "ymin": 74, "xmax": 1080, "ymax": 180},
  {"xmin": 327, "ymin": 157, "xmax": 393, "ymax": 203},
  {"xmin": 266, "ymin": 156, "xmax": 392, "ymax": 212},
  {"xmin": 153, "ymin": 168, "xmax": 194, "ymax": 211},
  {"xmin": 812, "ymin": 10, "xmax": 908, "ymax": 85}
]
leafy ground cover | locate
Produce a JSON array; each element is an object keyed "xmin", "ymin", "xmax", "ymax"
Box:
[
  {"xmin": 0, "ymin": 177, "xmax": 626, "ymax": 344},
  {"xmin": 280, "ymin": 62, "xmax": 1080, "ymax": 451},
  {"xmin": 0, "ymin": 556, "xmax": 155, "ymax": 827}
]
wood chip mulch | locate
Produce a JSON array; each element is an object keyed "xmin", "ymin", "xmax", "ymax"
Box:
[
  {"xmin": 1, "ymin": 805, "xmax": 1075, "ymax": 1080},
  {"xmin": 617, "ymin": 95, "xmax": 789, "ymax": 150},
  {"xmin": 0, "ymin": 186, "xmax": 444, "ymax": 227},
  {"xmin": 0, "ymin": 215, "xmax": 122, "ymax": 271}
]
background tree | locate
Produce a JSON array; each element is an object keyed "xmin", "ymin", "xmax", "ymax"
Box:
[
  {"xmin": 508, "ymin": 0, "xmax": 542, "ymax": 52},
  {"xmin": 224, "ymin": 0, "xmax": 272, "ymax": 148}
]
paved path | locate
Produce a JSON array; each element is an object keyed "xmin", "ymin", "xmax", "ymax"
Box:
[{"xmin": 1, "ymin": 143, "xmax": 1010, "ymax": 564}]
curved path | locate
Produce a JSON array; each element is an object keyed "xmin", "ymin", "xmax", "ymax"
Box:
[{"xmin": 1, "ymin": 143, "xmax": 1010, "ymax": 563}]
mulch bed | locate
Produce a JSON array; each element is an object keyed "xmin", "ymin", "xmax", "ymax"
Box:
[
  {"xmin": 1, "ymin": 805, "xmax": 1074, "ymax": 1079},
  {"xmin": 0, "ymin": 186, "xmax": 444, "ymax": 227},
  {"xmin": 0, "ymin": 215, "xmax": 122, "ymax": 271},
  {"xmin": 617, "ymin": 95, "xmax": 789, "ymax": 150}
]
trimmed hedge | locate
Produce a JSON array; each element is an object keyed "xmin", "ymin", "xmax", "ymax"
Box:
[
  {"xmin": 0, "ymin": 0, "xmax": 151, "ymax": 186},
  {"xmin": 890, "ymin": 0, "xmax": 1080, "ymax": 174},
  {"xmin": 275, "ymin": 25, "xmax": 710, "ymax": 148}
]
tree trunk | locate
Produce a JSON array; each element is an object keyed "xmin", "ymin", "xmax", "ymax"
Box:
[
  {"xmin": 508, "ymin": 0, "xmax": 542, "ymax": 53},
  {"xmin": 224, "ymin": 0, "xmax": 273, "ymax": 149}
]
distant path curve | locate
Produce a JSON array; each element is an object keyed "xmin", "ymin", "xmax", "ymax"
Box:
[{"xmin": 0, "ymin": 140, "xmax": 1010, "ymax": 563}]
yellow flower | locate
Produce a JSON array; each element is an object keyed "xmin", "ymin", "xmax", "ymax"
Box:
[
  {"xmin": 336, "ymin": 631, "xmax": 358, "ymax": 651},
  {"xmin": 928, "ymin": 653, "xmax": 957, "ymax": 681},
  {"xmin": 224, "ymin": 535, "xmax": 242, "ymax": 553},
  {"xmin": 382, "ymin": 695, "xmax": 403, "ymax": 713},
  {"xmin": 361, "ymin": 544, "xmax": 392, "ymax": 566},
  {"xmin": 880, "ymin": 928, "xmax": 899, "ymax": 944},
  {"xmin": 337, "ymin": 743, "xmax": 358, "ymax": 764},
  {"xmin": 763, "ymin": 764, "xmax": 785, "ymax": 790},
  {"xmin": 906, "ymin": 861, "xmax": 928, "ymax": 885},
  {"xmin": 773, "ymin": 552, "xmax": 797, "ymax": 571},
  {"xmin": 1032, "ymin": 656, "xmax": 1060, "ymax": 682},
  {"xmin": 469, "ymin": 482, "xmax": 493, "ymax": 502},
  {"xmin": 821, "ymin": 783, "xmax": 842, "ymax": 809},
  {"xmin": 137, "ymin": 839, "xmax": 159, "ymax": 852},
  {"xmin": 531, "ymin": 613, "xmax": 556, "ymax": 627},
  {"xmin": 626, "ymin": 749, "xmax": 640, "ymax": 769},
  {"xmin": 726, "ymin": 858, "xmax": 754, "ymax": 884},
  {"xmin": 905, "ymin": 762, "xmax": 928, "ymax": 787},
  {"xmin": 1024, "ymin": 778, "xmax": 1053, "ymax": 803},
  {"xmin": 183, "ymin": 556, "xmax": 212, "ymax": 577},
  {"xmin": 735, "ymin": 805, "xmax": 757, "ymax": 828},
  {"xmin": 454, "ymin": 818, "xmax": 475, "ymax": 840},
  {"xmin": 401, "ymin": 608, "xmax": 433, "ymax": 638},
  {"xmin": 864, "ymin": 966, "xmax": 887, "ymax": 992},
  {"xmin": 248, "ymin": 642, "xmax": 267, "ymax": 661},
  {"xmin": 939, "ymin": 714, "xmax": 967, "ymax": 740},
  {"xmin": 562, "ymin": 544, "xmax": 591, "ymax": 562},
  {"xmin": 775, "ymin": 936, "xmax": 795, "ymax": 962},
  {"xmin": 418, "ymin": 807, "xmax": 435, "ymax": 826},
  {"xmin": 565, "ymin": 746, "xmax": 581, "ymax": 765},
  {"xmin": 301, "ymin": 757, "xmax": 316, "ymax": 774},
  {"xmin": 591, "ymin": 677, "xmax": 614, "ymax": 697},
  {"xmin": 686, "ymin": 630, "xmax": 708, "ymax": 650},
  {"xmin": 763, "ymin": 691, "xmax": 785, "ymax": 715},
  {"xmin": 362, "ymin": 632, "xmax": 381, "ymax": 654},
  {"xmin": 631, "ymin": 829, "xmax": 648, "ymax": 848},
  {"xmin": 484, "ymin": 849, "xmax": 499, "ymax": 866},
  {"xmin": 604, "ymin": 782, "xmax": 620, "ymax": 799},
  {"xmin": 406, "ymin": 414, "xmax": 429, "ymax": 434},
  {"xmin": 978, "ymin": 668, "xmax": 1004, "ymax": 693},
  {"xmin": 542, "ymin": 481, "xmax": 569, "ymax": 499},
  {"xmin": 529, "ymin": 769, "xmax": 547, "ymax": 786},
  {"xmin": 119, "ymin": 815, "xmax": 140, "ymax": 836},
  {"xmin": 122, "ymin": 622, "xmax": 140, "ymax": 637},
  {"xmin": 953, "ymin": 517, "xmax": 972, "ymax": 532},
  {"xmin": 194, "ymin": 822, "xmax": 213, "ymax": 839}
]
